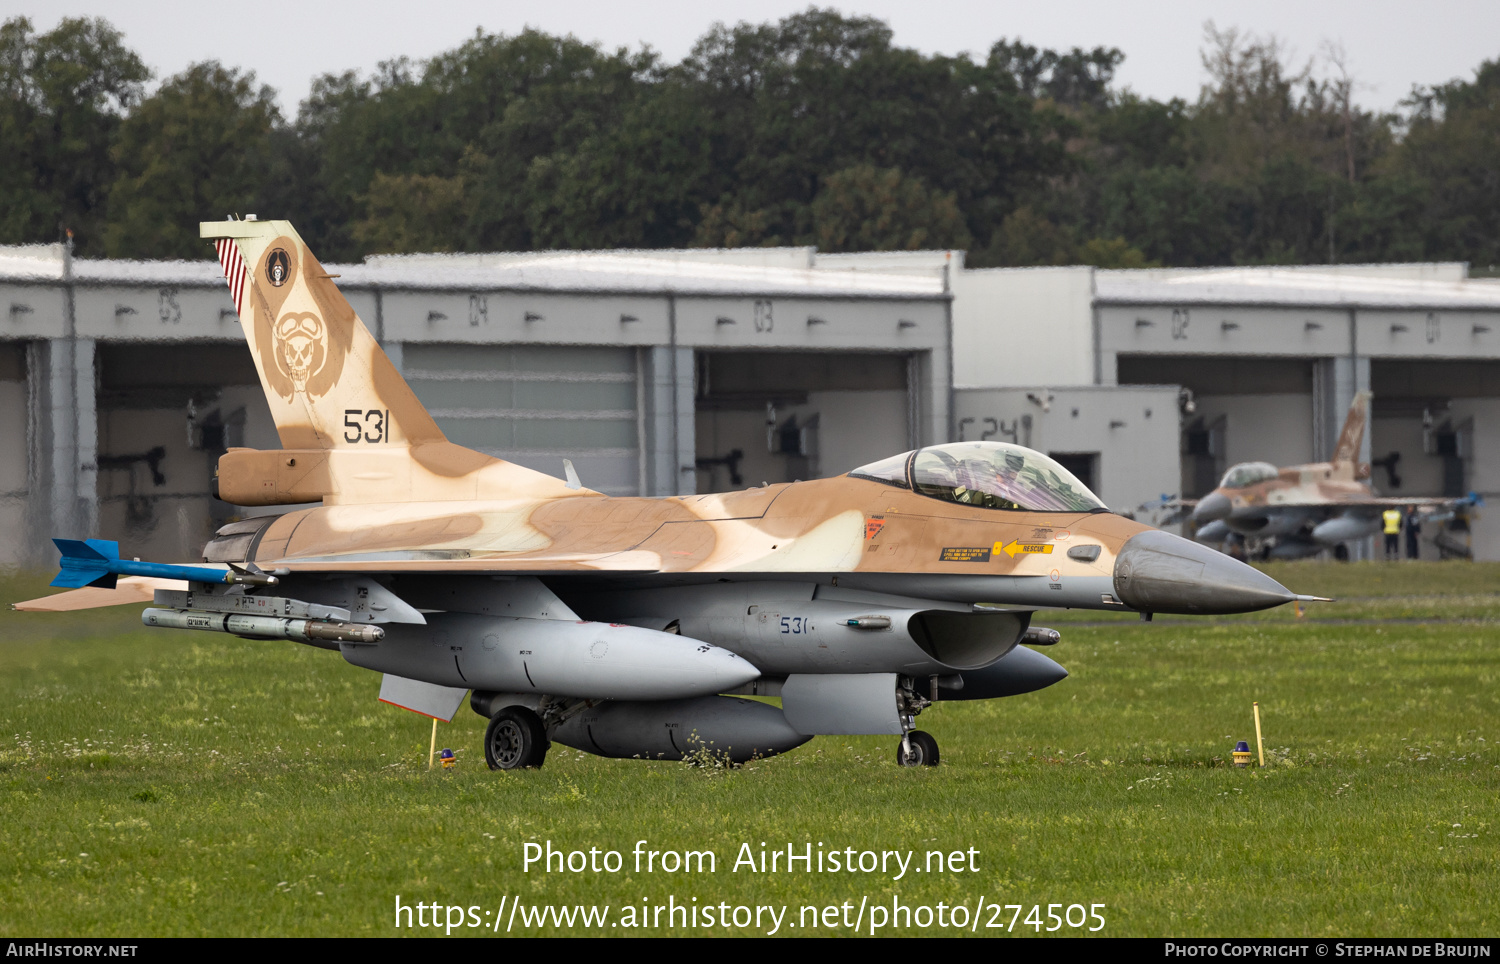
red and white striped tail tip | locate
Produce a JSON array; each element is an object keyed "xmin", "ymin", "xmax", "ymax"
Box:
[{"xmin": 215, "ymin": 238, "xmax": 248, "ymax": 317}]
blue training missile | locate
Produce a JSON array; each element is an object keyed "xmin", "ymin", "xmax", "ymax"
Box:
[{"xmin": 51, "ymin": 538, "xmax": 279, "ymax": 589}]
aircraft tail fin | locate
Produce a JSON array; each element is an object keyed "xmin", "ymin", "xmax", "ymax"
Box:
[
  {"xmin": 1331, "ymin": 390, "xmax": 1371, "ymax": 467},
  {"xmin": 201, "ymin": 219, "xmax": 589, "ymax": 504},
  {"xmin": 201, "ymin": 219, "xmax": 444, "ymax": 452}
]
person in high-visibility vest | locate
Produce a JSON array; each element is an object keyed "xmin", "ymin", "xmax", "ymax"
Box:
[{"xmin": 1383, "ymin": 507, "xmax": 1403, "ymax": 560}]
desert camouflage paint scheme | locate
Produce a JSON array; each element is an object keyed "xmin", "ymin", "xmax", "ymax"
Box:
[
  {"xmin": 1189, "ymin": 392, "xmax": 1478, "ymax": 559},
  {"xmin": 17, "ymin": 219, "xmax": 1303, "ymax": 770}
]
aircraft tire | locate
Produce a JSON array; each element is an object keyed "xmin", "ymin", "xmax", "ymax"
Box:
[
  {"xmin": 896, "ymin": 730, "xmax": 939, "ymax": 767},
  {"xmin": 484, "ymin": 707, "xmax": 549, "ymax": 770}
]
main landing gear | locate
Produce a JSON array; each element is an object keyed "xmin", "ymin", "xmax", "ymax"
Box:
[{"xmin": 484, "ymin": 706, "xmax": 549, "ymax": 770}]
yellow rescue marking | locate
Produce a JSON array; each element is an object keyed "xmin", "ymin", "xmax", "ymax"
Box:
[{"xmin": 996, "ymin": 540, "xmax": 1054, "ymax": 558}]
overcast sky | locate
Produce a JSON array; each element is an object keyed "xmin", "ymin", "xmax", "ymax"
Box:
[{"xmin": 6, "ymin": 1, "xmax": 1498, "ymax": 115}]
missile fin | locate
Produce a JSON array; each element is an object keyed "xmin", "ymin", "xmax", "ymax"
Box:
[{"xmin": 51, "ymin": 538, "xmax": 119, "ymax": 589}]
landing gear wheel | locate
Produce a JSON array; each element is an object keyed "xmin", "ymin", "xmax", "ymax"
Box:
[
  {"xmin": 896, "ymin": 730, "xmax": 939, "ymax": 767},
  {"xmin": 484, "ymin": 707, "xmax": 549, "ymax": 770}
]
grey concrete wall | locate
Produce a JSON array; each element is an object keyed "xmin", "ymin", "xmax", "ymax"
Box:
[
  {"xmin": 951, "ymin": 267, "xmax": 1095, "ymax": 388},
  {"xmin": 1194, "ymin": 393, "xmax": 1316, "ymax": 469}
]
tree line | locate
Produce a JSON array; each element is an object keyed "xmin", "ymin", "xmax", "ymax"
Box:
[{"xmin": 3, "ymin": 11, "xmax": 1498, "ymax": 269}]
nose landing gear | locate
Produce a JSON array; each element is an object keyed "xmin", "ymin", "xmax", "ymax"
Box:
[
  {"xmin": 895, "ymin": 676, "xmax": 939, "ymax": 767},
  {"xmin": 897, "ymin": 729, "xmax": 940, "ymax": 767}
]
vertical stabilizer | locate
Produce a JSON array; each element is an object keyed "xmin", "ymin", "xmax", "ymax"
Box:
[
  {"xmin": 201, "ymin": 219, "xmax": 443, "ymax": 451},
  {"xmin": 201, "ymin": 219, "xmax": 590, "ymax": 504},
  {"xmin": 1331, "ymin": 390, "xmax": 1371, "ymax": 467}
]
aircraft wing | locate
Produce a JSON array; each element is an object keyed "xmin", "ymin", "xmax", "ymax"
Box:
[
  {"xmin": 266, "ymin": 549, "xmax": 662, "ymax": 574},
  {"xmin": 1257, "ymin": 494, "xmax": 1478, "ymax": 513}
]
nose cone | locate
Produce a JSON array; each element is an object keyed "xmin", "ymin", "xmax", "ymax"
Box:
[
  {"xmin": 1193, "ymin": 491, "xmax": 1232, "ymax": 525},
  {"xmin": 1113, "ymin": 529, "xmax": 1294, "ymax": 614}
]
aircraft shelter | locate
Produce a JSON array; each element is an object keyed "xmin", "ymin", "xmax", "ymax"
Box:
[
  {"xmin": 3, "ymin": 243, "xmax": 1499, "ymax": 564},
  {"xmin": 952, "ymin": 260, "xmax": 1500, "ymax": 560}
]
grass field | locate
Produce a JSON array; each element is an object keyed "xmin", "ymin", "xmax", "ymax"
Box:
[{"xmin": 0, "ymin": 563, "xmax": 1495, "ymax": 937}]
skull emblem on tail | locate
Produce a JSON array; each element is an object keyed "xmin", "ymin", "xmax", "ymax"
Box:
[{"xmin": 275, "ymin": 312, "xmax": 325, "ymax": 394}]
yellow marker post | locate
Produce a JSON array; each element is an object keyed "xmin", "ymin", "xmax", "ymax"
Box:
[
  {"xmin": 428, "ymin": 717, "xmax": 438, "ymax": 770},
  {"xmin": 1253, "ymin": 702, "xmax": 1265, "ymax": 768}
]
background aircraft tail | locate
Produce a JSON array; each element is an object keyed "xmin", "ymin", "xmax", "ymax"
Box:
[
  {"xmin": 199, "ymin": 219, "xmax": 587, "ymax": 504},
  {"xmin": 1331, "ymin": 390, "xmax": 1372, "ymax": 467}
]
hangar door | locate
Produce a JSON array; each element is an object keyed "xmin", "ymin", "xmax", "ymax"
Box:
[
  {"xmin": 95, "ymin": 343, "xmax": 279, "ymax": 563},
  {"xmin": 404, "ymin": 344, "xmax": 640, "ymax": 495},
  {"xmin": 1118, "ymin": 356, "xmax": 1314, "ymax": 498},
  {"xmin": 1370, "ymin": 360, "xmax": 1500, "ymax": 499},
  {"xmin": 693, "ymin": 351, "xmax": 914, "ymax": 492},
  {"xmin": 0, "ymin": 344, "xmax": 26, "ymax": 565}
]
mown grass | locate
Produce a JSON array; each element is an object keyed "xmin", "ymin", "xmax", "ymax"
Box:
[{"xmin": 0, "ymin": 566, "xmax": 1495, "ymax": 937}]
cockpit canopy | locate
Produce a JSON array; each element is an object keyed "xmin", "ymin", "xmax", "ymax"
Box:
[
  {"xmin": 1219, "ymin": 461, "xmax": 1280, "ymax": 489},
  {"xmin": 850, "ymin": 442, "xmax": 1106, "ymax": 512}
]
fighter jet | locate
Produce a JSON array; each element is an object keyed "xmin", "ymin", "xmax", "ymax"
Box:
[
  {"xmin": 1189, "ymin": 392, "xmax": 1479, "ymax": 559},
  {"xmin": 16, "ymin": 219, "xmax": 1311, "ymax": 770}
]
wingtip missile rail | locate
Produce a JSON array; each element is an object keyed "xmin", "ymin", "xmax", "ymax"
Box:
[{"xmin": 50, "ymin": 538, "xmax": 279, "ymax": 590}]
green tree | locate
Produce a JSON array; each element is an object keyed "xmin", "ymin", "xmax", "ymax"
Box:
[
  {"xmin": 680, "ymin": 10, "xmax": 1068, "ymax": 251},
  {"xmin": 353, "ymin": 170, "xmax": 466, "ymax": 253},
  {"xmin": 976, "ymin": 205, "xmax": 1077, "ymax": 266},
  {"xmin": 1382, "ymin": 59, "xmax": 1500, "ymax": 265},
  {"xmin": 104, "ymin": 62, "xmax": 280, "ymax": 260},
  {"xmin": 298, "ymin": 31, "xmax": 653, "ymax": 256},
  {"xmin": 806, "ymin": 164, "xmax": 971, "ymax": 252},
  {"xmin": 524, "ymin": 77, "xmax": 713, "ymax": 250},
  {"xmin": 0, "ymin": 16, "xmax": 148, "ymax": 254}
]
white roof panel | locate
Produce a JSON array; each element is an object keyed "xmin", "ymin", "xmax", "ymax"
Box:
[
  {"xmin": 1096, "ymin": 266, "xmax": 1500, "ymax": 310},
  {"xmin": 23, "ymin": 250, "xmax": 945, "ymax": 300}
]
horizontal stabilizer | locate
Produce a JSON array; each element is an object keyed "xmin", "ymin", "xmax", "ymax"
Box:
[
  {"xmin": 13, "ymin": 576, "xmax": 183, "ymax": 612},
  {"xmin": 378, "ymin": 675, "xmax": 469, "ymax": 722}
]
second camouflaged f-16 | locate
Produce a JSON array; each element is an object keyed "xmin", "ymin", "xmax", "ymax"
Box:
[
  {"xmin": 1189, "ymin": 392, "xmax": 1481, "ymax": 560},
  {"xmin": 19, "ymin": 219, "xmax": 1313, "ymax": 770}
]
